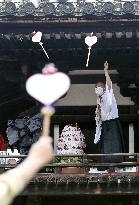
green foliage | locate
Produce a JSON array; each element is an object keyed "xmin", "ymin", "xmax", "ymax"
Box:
[{"xmin": 56, "ymin": 156, "xmax": 82, "ymax": 163}]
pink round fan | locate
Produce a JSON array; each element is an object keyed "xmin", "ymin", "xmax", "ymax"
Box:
[{"xmin": 26, "ymin": 64, "xmax": 70, "ymax": 136}]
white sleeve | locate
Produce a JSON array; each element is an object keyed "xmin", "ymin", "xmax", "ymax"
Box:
[
  {"xmin": 94, "ymin": 120, "xmax": 102, "ymax": 144},
  {"xmin": 105, "ymin": 81, "xmax": 113, "ymax": 107}
]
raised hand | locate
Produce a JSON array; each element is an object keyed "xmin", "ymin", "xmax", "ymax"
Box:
[
  {"xmin": 104, "ymin": 61, "xmax": 108, "ymax": 72},
  {"xmin": 28, "ymin": 136, "xmax": 54, "ymax": 167}
]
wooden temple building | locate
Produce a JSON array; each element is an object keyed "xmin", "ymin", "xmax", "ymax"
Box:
[{"xmin": 0, "ymin": 0, "xmax": 139, "ymax": 204}]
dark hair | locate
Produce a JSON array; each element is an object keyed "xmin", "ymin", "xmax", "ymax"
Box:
[{"xmin": 95, "ymin": 82, "xmax": 105, "ymax": 88}]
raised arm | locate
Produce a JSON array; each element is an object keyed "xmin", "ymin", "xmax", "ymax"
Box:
[{"xmin": 104, "ymin": 61, "xmax": 112, "ymax": 90}]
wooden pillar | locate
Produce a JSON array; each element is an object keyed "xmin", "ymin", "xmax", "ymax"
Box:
[
  {"xmin": 137, "ymin": 110, "xmax": 139, "ymax": 153},
  {"xmin": 54, "ymin": 124, "xmax": 61, "ymax": 173},
  {"xmin": 129, "ymin": 123, "xmax": 134, "ymax": 158},
  {"xmin": 136, "ymin": 110, "xmax": 139, "ymax": 171},
  {"xmin": 54, "ymin": 124, "xmax": 59, "ymax": 154}
]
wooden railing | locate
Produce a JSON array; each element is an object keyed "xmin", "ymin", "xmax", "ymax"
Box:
[{"xmin": 0, "ymin": 153, "xmax": 138, "ymax": 174}]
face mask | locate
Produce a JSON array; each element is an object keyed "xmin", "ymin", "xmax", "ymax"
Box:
[{"xmin": 95, "ymin": 87, "xmax": 104, "ymax": 96}]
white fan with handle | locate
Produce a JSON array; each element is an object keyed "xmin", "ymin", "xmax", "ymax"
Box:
[
  {"xmin": 32, "ymin": 31, "xmax": 49, "ymax": 59},
  {"xmin": 85, "ymin": 32, "xmax": 97, "ymax": 67},
  {"xmin": 26, "ymin": 64, "xmax": 70, "ymax": 136}
]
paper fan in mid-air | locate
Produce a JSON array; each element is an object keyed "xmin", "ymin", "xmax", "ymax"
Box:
[
  {"xmin": 32, "ymin": 31, "xmax": 49, "ymax": 59},
  {"xmin": 85, "ymin": 32, "xmax": 97, "ymax": 67}
]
